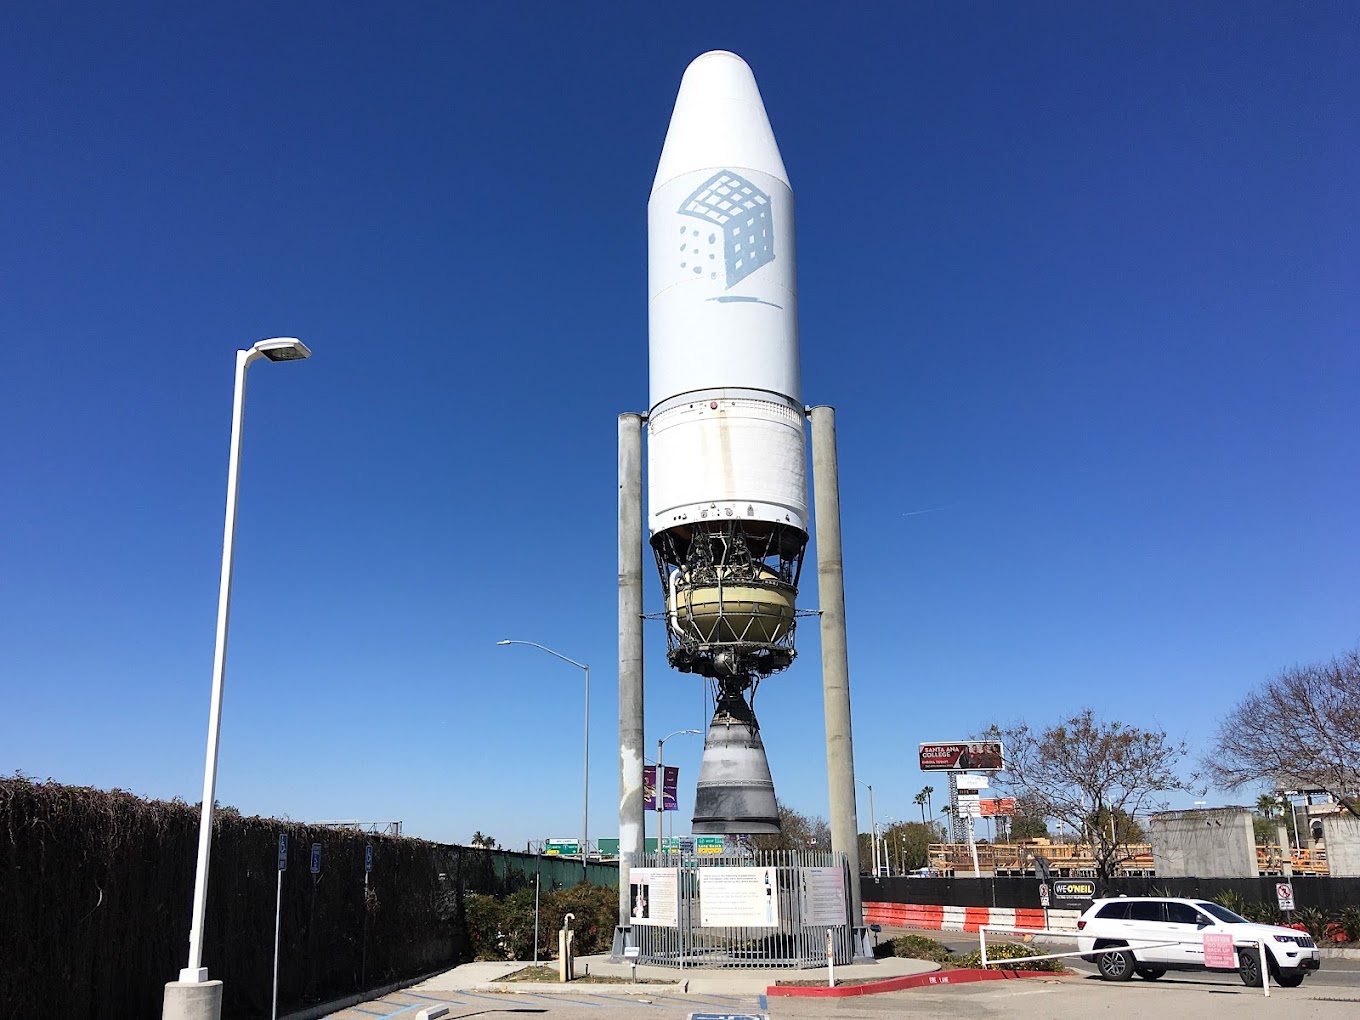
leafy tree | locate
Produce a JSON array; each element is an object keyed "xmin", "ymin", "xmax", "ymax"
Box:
[
  {"xmin": 1207, "ymin": 650, "xmax": 1360, "ymax": 818},
  {"xmin": 982, "ymin": 710, "xmax": 1189, "ymax": 879},
  {"xmin": 883, "ymin": 821, "xmax": 934, "ymax": 871},
  {"xmin": 1009, "ymin": 793, "xmax": 1050, "ymax": 841}
]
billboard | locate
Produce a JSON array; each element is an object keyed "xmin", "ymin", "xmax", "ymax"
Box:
[
  {"xmin": 642, "ymin": 765, "xmax": 679, "ymax": 812},
  {"xmin": 918, "ymin": 741, "xmax": 1004, "ymax": 772},
  {"xmin": 979, "ymin": 798, "xmax": 1017, "ymax": 817}
]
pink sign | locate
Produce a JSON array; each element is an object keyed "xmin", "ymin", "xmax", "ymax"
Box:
[{"xmin": 1203, "ymin": 932, "xmax": 1236, "ymax": 969}]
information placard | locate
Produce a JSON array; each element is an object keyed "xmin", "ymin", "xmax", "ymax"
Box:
[
  {"xmin": 628, "ymin": 867, "xmax": 679, "ymax": 926},
  {"xmin": 698, "ymin": 867, "xmax": 779, "ymax": 927},
  {"xmin": 798, "ymin": 867, "xmax": 846, "ymax": 926}
]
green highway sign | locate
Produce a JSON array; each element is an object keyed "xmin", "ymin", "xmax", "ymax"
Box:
[{"xmin": 544, "ymin": 839, "xmax": 580, "ymax": 856}]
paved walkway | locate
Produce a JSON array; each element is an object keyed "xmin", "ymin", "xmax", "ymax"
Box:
[{"xmin": 407, "ymin": 951, "xmax": 938, "ymax": 994}]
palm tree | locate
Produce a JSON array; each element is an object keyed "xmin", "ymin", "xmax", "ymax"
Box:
[
  {"xmin": 1255, "ymin": 794, "xmax": 1280, "ymax": 820},
  {"xmin": 914, "ymin": 790, "xmax": 928, "ymax": 824},
  {"xmin": 939, "ymin": 805, "xmax": 954, "ymax": 841},
  {"xmin": 924, "ymin": 785, "xmax": 934, "ymax": 820}
]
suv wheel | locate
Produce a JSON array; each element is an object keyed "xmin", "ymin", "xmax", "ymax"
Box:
[
  {"xmin": 1097, "ymin": 945, "xmax": 1135, "ymax": 981},
  {"xmin": 1238, "ymin": 947, "xmax": 1264, "ymax": 987},
  {"xmin": 1275, "ymin": 973, "xmax": 1305, "ymax": 988},
  {"xmin": 1135, "ymin": 966, "xmax": 1165, "ymax": 980}
]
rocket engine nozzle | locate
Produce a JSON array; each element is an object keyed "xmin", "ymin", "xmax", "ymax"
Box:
[{"xmin": 691, "ymin": 679, "xmax": 781, "ymax": 834}]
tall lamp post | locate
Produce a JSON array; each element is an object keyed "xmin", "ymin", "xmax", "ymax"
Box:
[
  {"xmin": 856, "ymin": 779, "xmax": 878, "ymax": 877},
  {"xmin": 498, "ymin": 640, "xmax": 590, "ymax": 880},
  {"xmin": 166, "ymin": 338, "xmax": 311, "ymax": 1020},
  {"xmin": 655, "ymin": 728, "xmax": 700, "ymax": 860}
]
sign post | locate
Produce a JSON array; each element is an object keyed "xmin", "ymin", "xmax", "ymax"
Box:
[{"xmin": 272, "ymin": 833, "xmax": 287, "ymax": 1020}]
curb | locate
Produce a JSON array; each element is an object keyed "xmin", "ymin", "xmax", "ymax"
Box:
[
  {"xmin": 471, "ymin": 981, "xmax": 687, "ymax": 994},
  {"xmin": 767, "ymin": 968, "xmax": 1055, "ymax": 998}
]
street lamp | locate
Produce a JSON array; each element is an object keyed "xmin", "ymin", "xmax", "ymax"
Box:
[
  {"xmin": 856, "ymin": 779, "xmax": 878, "ymax": 877},
  {"xmin": 169, "ymin": 338, "xmax": 311, "ymax": 1013},
  {"xmin": 498, "ymin": 639, "xmax": 590, "ymax": 879},
  {"xmin": 655, "ymin": 728, "xmax": 701, "ymax": 860}
]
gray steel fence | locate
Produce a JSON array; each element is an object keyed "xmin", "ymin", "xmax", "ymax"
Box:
[{"xmin": 625, "ymin": 849, "xmax": 853, "ymax": 968}]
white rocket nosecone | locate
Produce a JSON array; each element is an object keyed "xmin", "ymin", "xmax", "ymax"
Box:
[{"xmin": 647, "ymin": 51, "xmax": 807, "ymax": 833}]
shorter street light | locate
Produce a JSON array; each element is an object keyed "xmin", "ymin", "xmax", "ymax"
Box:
[
  {"xmin": 498, "ymin": 640, "xmax": 590, "ymax": 879},
  {"xmin": 654, "ymin": 729, "xmax": 701, "ymax": 859},
  {"xmin": 856, "ymin": 779, "xmax": 879, "ymax": 877}
]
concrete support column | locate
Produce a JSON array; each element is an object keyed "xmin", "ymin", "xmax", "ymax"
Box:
[
  {"xmin": 162, "ymin": 980, "xmax": 222, "ymax": 1020},
  {"xmin": 617, "ymin": 413, "xmax": 646, "ymax": 931},
  {"xmin": 809, "ymin": 405, "xmax": 862, "ymax": 924}
]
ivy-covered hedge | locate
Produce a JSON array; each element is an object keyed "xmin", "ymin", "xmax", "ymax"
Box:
[{"xmin": 0, "ymin": 777, "xmax": 615, "ymax": 1018}]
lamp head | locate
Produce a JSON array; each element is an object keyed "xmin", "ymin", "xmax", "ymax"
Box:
[
  {"xmin": 253, "ymin": 337, "xmax": 311, "ymax": 362},
  {"xmin": 496, "ymin": 640, "xmax": 512, "ymax": 646}
]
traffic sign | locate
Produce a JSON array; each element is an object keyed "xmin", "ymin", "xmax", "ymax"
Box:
[
  {"xmin": 696, "ymin": 836, "xmax": 725, "ymax": 854},
  {"xmin": 1276, "ymin": 882, "xmax": 1295, "ymax": 911},
  {"xmin": 365, "ymin": 844, "xmax": 373, "ymax": 875},
  {"xmin": 545, "ymin": 839, "xmax": 579, "ymax": 856},
  {"xmin": 310, "ymin": 843, "xmax": 322, "ymax": 874},
  {"xmin": 1038, "ymin": 882, "xmax": 1050, "ymax": 908},
  {"xmin": 278, "ymin": 833, "xmax": 288, "ymax": 871}
]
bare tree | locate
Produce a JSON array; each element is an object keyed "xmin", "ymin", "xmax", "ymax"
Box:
[
  {"xmin": 1207, "ymin": 650, "xmax": 1360, "ymax": 818},
  {"xmin": 749, "ymin": 801, "xmax": 832, "ymax": 853},
  {"xmin": 983, "ymin": 709, "xmax": 1189, "ymax": 879}
]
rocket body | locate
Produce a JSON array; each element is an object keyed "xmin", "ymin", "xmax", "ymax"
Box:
[{"xmin": 647, "ymin": 52, "xmax": 807, "ymax": 834}]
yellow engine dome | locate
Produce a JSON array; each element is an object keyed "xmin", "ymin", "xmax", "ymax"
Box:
[{"xmin": 667, "ymin": 567, "xmax": 795, "ymax": 645}]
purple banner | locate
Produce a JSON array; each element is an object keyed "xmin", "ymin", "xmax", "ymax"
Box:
[{"xmin": 642, "ymin": 765, "xmax": 679, "ymax": 812}]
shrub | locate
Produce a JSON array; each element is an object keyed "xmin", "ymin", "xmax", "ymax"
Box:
[
  {"xmin": 1292, "ymin": 907, "xmax": 1328, "ymax": 942},
  {"xmin": 467, "ymin": 882, "xmax": 618, "ymax": 961},
  {"xmin": 956, "ymin": 942, "xmax": 1064, "ymax": 972},
  {"xmin": 1212, "ymin": 889, "xmax": 1249, "ymax": 916},
  {"xmin": 882, "ymin": 934, "xmax": 955, "ymax": 964},
  {"xmin": 1336, "ymin": 906, "xmax": 1360, "ymax": 946}
]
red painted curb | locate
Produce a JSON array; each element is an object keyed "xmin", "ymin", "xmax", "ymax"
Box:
[{"xmin": 767, "ymin": 968, "xmax": 1053, "ymax": 998}]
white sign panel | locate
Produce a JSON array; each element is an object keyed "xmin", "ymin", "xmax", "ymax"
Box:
[
  {"xmin": 798, "ymin": 867, "xmax": 846, "ymax": 927},
  {"xmin": 1276, "ymin": 883, "xmax": 1295, "ymax": 911},
  {"xmin": 954, "ymin": 775, "xmax": 990, "ymax": 790},
  {"xmin": 698, "ymin": 867, "xmax": 780, "ymax": 927},
  {"xmin": 957, "ymin": 793, "xmax": 982, "ymax": 817},
  {"xmin": 628, "ymin": 868, "xmax": 679, "ymax": 927}
]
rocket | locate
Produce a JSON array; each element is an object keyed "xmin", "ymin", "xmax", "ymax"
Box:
[{"xmin": 648, "ymin": 52, "xmax": 806, "ymax": 834}]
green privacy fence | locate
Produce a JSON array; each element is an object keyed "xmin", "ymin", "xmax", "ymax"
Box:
[{"xmin": 0, "ymin": 777, "xmax": 616, "ymax": 1019}]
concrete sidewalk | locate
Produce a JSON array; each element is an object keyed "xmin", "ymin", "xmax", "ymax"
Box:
[{"xmin": 405, "ymin": 952, "xmax": 940, "ymax": 996}]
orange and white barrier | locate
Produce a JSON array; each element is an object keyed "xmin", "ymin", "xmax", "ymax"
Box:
[{"xmin": 863, "ymin": 901, "xmax": 1081, "ymax": 933}]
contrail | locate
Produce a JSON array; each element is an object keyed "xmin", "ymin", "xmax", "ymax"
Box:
[{"xmin": 901, "ymin": 505, "xmax": 953, "ymax": 517}]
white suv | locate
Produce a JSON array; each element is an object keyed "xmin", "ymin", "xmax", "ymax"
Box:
[{"xmin": 1076, "ymin": 896, "xmax": 1321, "ymax": 987}]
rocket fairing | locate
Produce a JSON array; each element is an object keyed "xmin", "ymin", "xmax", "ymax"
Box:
[{"xmin": 648, "ymin": 51, "xmax": 806, "ymax": 834}]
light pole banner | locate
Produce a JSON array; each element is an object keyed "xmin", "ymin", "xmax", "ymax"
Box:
[{"xmin": 642, "ymin": 765, "xmax": 680, "ymax": 811}]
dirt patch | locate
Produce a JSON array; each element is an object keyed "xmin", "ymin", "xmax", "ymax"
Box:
[{"xmin": 498, "ymin": 965, "xmax": 667, "ymax": 984}]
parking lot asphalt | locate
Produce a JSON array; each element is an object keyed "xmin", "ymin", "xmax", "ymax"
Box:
[{"xmin": 313, "ymin": 932, "xmax": 1360, "ymax": 1020}]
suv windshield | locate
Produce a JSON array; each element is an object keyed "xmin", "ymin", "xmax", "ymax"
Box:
[{"xmin": 1196, "ymin": 901, "xmax": 1248, "ymax": 924}]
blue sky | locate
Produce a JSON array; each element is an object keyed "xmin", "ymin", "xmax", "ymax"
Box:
[{"xmin": 2, "ymin": 3, "xmax": 1356, "ymax": 849}]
